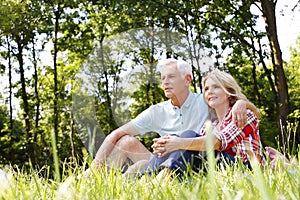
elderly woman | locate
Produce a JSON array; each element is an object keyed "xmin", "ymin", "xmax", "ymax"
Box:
[{"xmin": 141, "ymin": 69, "xmax": 264, "ymax": 177}]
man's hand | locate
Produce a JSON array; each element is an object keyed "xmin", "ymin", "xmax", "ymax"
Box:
[
  {"xmin": 151, "ymin": 137, "xmax": 167, "ymax": 155},
  {"xmin": 230, "ymin": 99, "xmax": 247, "ymax": 129},
  {"xmin": 152, "ymin": 135, "xmax": 181, "ymax": 158}
]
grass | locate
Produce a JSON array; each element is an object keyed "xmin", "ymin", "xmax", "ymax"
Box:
[{"xmin": 0, "ymin": 155, "xmax": 299, "ymax": 200}]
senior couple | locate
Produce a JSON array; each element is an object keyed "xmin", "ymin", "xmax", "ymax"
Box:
[{"xmin": 85, "ymin": 58, "xmax": 263, "ymax": 178}]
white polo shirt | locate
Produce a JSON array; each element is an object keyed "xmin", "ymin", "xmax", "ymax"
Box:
[{"xmin": 131, "ymin": 92, "xmax": 209, "ymax": 136}]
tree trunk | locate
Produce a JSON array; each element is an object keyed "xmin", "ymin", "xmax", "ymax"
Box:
[
  {"xmin": 183, "ymin": 14, "xmax": 200, "ymax": 93},
  {"xmin": 16, "ymin": 35, "xmax": 36, "ymax": 165},
  {"xmin": 257, "ymin": 38, "xmax": 277, "ymax": 99},
  {"xmin": 100, "ymin": 38, "xmax": 117, "ymax": 131},
  {"xmin": 53, "ymin": 5, "xmax": 61, "ymax": 140},
  {"xmin": 250, "ymin": 38, "xmax": 261, "ymax": 106},
  {"xmin": 260, "ymin": 0, "xmax": 290, "ymax": 148},
  {"xmin": 150, "ymin": 25, "xmax": 156, "ymax": 105},
  {"xmin": 251, "ymin": 63, "xmax": 261, "ymax": 105},
  {"xmin": 32, "ymin": 37, "xmax": 40, "ymax": 145},
  {"xmin": 69, "ymin": 108, "xmax": 76, "ymax": 163},
  {"xmin": 7, "ymin": 36, "xmax": 14, "ymax": 161}
]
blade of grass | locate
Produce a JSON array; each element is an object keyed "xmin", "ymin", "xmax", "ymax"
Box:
[
  {"xmin": 51, "ymin": 129, "xmax": 61, "ymax": 182},
  {"xmin": 205, "ymin": 120, "xmax": 217, "ymax": 200},
  {"xmin": 251, "ymin": 159, "xmax": 273, "ymax": 200}
]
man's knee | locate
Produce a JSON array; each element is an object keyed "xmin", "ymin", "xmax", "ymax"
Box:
[
  {"xmin": 117, "ymin": 135, "xmax": 140, "ymax": 148},
  {"xmin": 180, "ymin": 130, "xmax": 200, "ymax": 138}
]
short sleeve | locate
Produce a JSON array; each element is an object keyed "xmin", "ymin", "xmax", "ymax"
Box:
[{"xmin": 131, "ymin": 105, "xmax": 155, "ymax": 134}]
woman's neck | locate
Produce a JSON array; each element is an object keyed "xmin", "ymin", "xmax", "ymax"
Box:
[{"xmin": 215, "ymin": 104, "xmax": 230, "ymax": 123}]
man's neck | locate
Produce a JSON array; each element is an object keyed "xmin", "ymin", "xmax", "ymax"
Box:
[{"xmin": 171, "ymin": 91, "xmax": 190, "ymax": 108}]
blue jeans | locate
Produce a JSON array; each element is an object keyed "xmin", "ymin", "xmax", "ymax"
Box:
[{"xmin": 141, "ymin": 130, "xmax": 249, "ymax": 177}]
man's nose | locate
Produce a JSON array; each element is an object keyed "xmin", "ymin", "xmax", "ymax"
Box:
[{"xmin": 162, "ymin": 78, "xmax": 169, "ymax": 84}]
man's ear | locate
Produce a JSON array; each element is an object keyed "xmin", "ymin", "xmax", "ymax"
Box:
[{"xmin": 185, "ymin": 74, "xmax": 192, "ymax": 84}]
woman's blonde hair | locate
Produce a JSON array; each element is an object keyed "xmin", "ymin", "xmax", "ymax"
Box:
[{"xmin": 202, "ymin": 69, "xmax": 248, "ymax": 106}]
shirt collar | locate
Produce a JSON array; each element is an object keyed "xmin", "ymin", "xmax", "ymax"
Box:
[
  {"xmin": 214, "ymin": 106, "xmax": 232, "ymax": 125},
  {"xmin": 224, "ymin": 107, "xmax": 232, "ymax": 119},
  {"xmin": 181, "ymin": 91, "xmax": 193, "ymax": 108}
]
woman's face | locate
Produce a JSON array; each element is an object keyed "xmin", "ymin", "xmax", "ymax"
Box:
[{"xmin": 203, "ymin": 78, "xmax": 230, "ymax": 109}]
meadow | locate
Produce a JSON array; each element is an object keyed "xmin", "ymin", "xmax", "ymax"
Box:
[{"xmin": 0, "ymin": 152, "xmax": 299, "ymax": 200}]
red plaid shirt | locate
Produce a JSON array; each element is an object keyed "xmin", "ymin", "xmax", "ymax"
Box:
[{"xmin": 199, "ymin": 107, "xmax": 263, "ymax": 163}]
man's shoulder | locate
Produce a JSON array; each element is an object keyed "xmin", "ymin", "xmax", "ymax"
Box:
[
  {"xmin": 189, "ymin": 92, "xmax": 205, "ymax": 103},
  {"xmin": 190, "ymin": 92, "xmax": 203, "ymax": 98}
]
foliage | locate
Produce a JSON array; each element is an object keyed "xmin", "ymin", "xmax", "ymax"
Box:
[
  {"xmin": 286, "ymin": 36, "xmax": 300, "ymax": 112},
  {"xmin": 284, "ymin": 36, "xmax": 300, "ymax": 153},
  {"xmin": 0, "ymin": 0, "xmax": 299, "ymax": 174}
]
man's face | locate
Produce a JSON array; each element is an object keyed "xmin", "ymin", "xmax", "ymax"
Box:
[{"xmin": 160, "ymin": 63, "xmax": 188, "ymax": 100}]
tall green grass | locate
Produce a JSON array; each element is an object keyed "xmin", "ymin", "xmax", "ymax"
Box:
[
  {"xmin": 0, "ymin": 153, "xmax": 299, "ymax": 200},
  {"xmin": 0, "ymin": 123, "xmax": 299, "ymax": 200}
]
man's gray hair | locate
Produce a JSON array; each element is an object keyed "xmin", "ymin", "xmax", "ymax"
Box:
[{"xmin": 156, "ymin": 58, "xmax": 193, "ymax": 79}]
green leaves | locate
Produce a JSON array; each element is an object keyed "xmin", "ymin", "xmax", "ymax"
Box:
[{"xmin": 0, "ymin": 0, "xmax": 298, "ymax": 171}]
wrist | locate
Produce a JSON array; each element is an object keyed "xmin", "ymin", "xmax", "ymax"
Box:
[{"xmin": 179, "ymin": 139, "xmax": 187, "ymax": 150}]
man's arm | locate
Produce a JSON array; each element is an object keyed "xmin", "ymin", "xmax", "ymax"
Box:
[
  {"xmin": 153, "ymin": 135, "xmax": 221, "ymax": 158},
  {"xmin": 93, "ymin": 123, "xmax": 139, "ymax": 165}
]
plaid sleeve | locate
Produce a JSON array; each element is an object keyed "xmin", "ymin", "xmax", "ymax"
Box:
[{"xmin": 213, "ymin": 110, "xmax": 258, "ymax": 151}]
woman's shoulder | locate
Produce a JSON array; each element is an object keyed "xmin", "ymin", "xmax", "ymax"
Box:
[
  {"xmin": 246, "ymin": 109, "xmax": 259, "ymax": 121},
  {"xmin": 246, "ymin": 108, "xmax": 256, "ymax": 115}
]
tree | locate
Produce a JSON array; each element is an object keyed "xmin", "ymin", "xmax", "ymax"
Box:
[
  {"xmin": 0, "ymin": 0, "xmax": 298, "ymax": 170},
  {"xmin": 0, "ymin": 0, "xmax": 44, "ymax": 165},
  {"xmin": 259, "ymin": 0, "xmax": 290, "ymax": 145}
]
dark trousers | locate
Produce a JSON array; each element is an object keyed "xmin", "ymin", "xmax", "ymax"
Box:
[{"xmin": 141, "ymin": 130, "xmax": 250, "ymax": 177}]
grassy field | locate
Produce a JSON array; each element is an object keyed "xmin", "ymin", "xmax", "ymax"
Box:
[{"xmin": 0, "ymin": 154, "xmax": 299, "ymax": 200}]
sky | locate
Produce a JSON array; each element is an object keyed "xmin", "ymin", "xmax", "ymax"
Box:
[{"xmin": 276, "ymin": 0, "xmax": 300, "ymax": 61}]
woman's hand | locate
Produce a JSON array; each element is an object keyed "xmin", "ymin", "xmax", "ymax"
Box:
[{"xmin": 265, "ymin": 146, "xmax": 290, "ymax": 168}]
